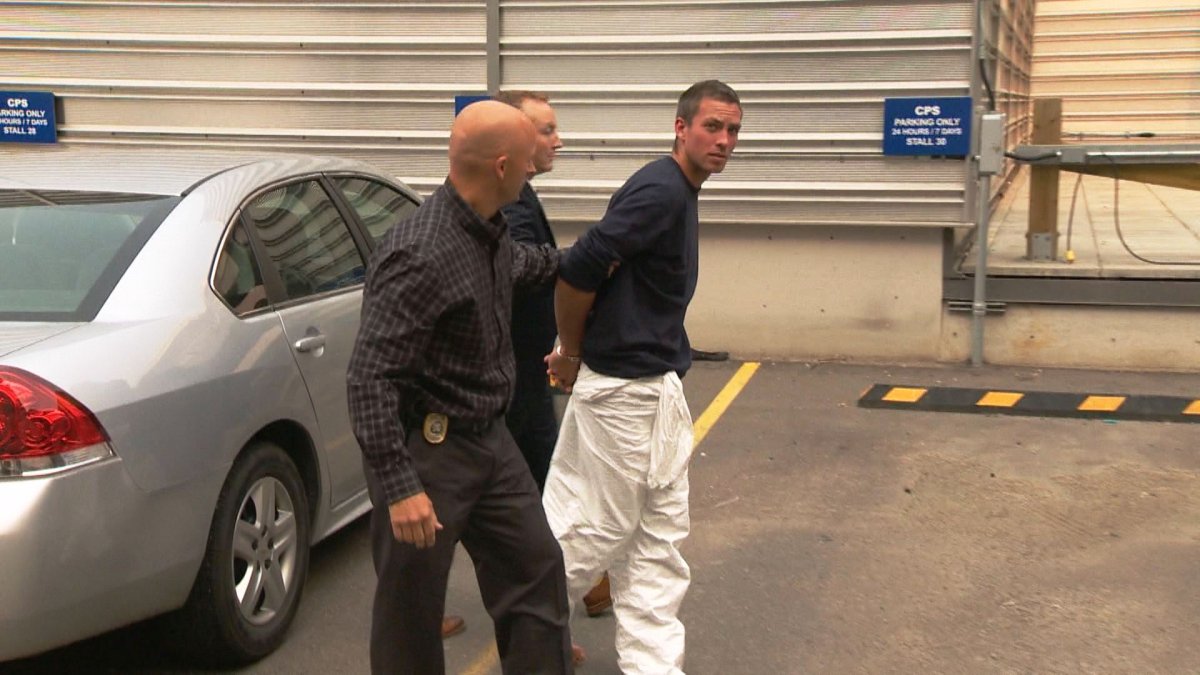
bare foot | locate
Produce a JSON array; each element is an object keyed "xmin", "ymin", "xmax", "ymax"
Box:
[{"xmin": 572, "ymin": 644, "xmax": 587, "ymax": 666}]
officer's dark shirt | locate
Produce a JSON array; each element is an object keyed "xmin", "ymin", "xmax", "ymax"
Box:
[
  {"xmin": 348, "ymin": 180, "xmax": 560, "ymax": 503},
  {"xmin": 503, "ymin": 182, "xmax": 558, "ymax": 386},
  {"xmin": 559, "ymin": 156, "xmax": 699, "ymax": 379}
]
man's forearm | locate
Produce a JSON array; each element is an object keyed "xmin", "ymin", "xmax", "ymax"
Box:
[
  {"xmin": 347, "ymin": 377, "xmax": 424, "ymax": 504},
  {"xmin": 554, "ymin": 277, "xmax": 595, "ymax": 354},
  {"xmin": 512, "ymin": 241, "xmax": 560, "ymax": 288}
]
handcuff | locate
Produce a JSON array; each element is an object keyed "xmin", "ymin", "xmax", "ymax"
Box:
[{"xmin": 554, "ymin": 344, "xmax": 582, "ymax": 363}]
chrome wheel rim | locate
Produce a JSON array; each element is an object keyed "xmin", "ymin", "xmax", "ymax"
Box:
[{"xmin": 231, "ymin": 476, "xmax": 299, "ymax": 626}]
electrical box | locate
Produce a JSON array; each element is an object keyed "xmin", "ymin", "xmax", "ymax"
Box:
[{"xmin": 977, "ymin": 112, "xmax": 1006, "ymax": 175}]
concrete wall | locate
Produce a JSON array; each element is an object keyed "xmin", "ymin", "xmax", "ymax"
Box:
[
  {"xmin": 940, "ymin": 305, "xmax": 1200, "ymax": 371},
  {"xmin": 691, "ymin": 224, "xmax": 946, "ymax": 360},
  {"xmin": 557, "ymin": 221, "xmax": 947, "ymax": 362}
]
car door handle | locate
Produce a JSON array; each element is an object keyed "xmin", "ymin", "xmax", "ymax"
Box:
[{"xmin": 293, "ymin": 335, "xmax": 326, "ymax": 353}]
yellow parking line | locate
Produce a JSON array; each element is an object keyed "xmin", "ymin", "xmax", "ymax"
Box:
[
  {"xmin": 459, "ymin": 361, "xmax": 761, "ymax": 674},
  {"xmin": 693, "ymin": 361, "xmax": 761, "ymax": 449},
  {"xmin": 1184, "ymin": 401, "xmax": 1200, "ymax": 416}
]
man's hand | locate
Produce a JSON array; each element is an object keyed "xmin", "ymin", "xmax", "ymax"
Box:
[
  {"xmin": 388, "ymin": 492, "xmax": 442, "ymax": 549},
  {"xmin": 552, "ymin": 278, "xmax": 596, "ymax": 393},
  {"xmin": 546, "ymin": 347, "xmax": 582, "ymax": 393}
]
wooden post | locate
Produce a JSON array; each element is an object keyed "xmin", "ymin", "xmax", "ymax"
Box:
[{"xmin": 1027, "ymin": 98, "xmax": 1062, "ymax": 260}]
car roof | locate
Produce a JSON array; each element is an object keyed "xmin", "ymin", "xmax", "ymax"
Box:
[{"xmin": 0, "ymin": 145, "xmax": 385, "ymax": 196}]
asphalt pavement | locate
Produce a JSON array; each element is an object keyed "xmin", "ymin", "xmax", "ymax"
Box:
[{"xmin": 7, "ymin": 360, "xmax": 1200, "ymax": 674}]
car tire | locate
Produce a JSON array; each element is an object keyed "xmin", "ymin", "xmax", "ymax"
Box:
[{"xmin": 162, "ymin": 441, "xmax": 311, "ymax": 666}]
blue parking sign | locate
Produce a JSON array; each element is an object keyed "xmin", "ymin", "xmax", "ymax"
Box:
[
  {"xmin": 454, "ymin": 94, "xmax": 491, "ymax": 116},
  {"xmin": 883, "ymin": 97, "xmax": 971, "ymax": 157},
  {"xmin": 1, "ymin": 91, "xmax": 57, "ymax": 144}
]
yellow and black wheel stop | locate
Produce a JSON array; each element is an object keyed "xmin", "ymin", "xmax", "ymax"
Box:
[{"xmin": 859, "ymin": 384, "xmax": 1200, "ymax": 424}]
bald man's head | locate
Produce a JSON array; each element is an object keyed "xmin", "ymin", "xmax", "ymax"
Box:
[
  {"xmin": 447, "ymin": 101, "xmax": 536, "ymax": 216},
  {"xmin": 449, "ymin": 100, "xmax": 536, "ymax": 198}
]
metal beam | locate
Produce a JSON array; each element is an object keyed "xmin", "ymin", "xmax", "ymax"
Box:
[
  {"xmin": 944, "ymin": 276, "xmax": 1200, "ymax": 308},
  {"xmin": 1011, "ymin": 143, "xmax": 1200, "ymax": 191},
  {"xmin": 1012, "ymin": 144, "xmax": 1200, "ymax": 165}
]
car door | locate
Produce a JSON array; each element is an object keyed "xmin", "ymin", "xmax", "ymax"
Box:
[{"xmin": 239, "ymin": 178, "xmax": 369, "ymax": 506}]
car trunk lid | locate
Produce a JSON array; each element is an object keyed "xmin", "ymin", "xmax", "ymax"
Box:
[{"xmin": 0, "ymin": 323, "xmax": 82, "ymax": 358}]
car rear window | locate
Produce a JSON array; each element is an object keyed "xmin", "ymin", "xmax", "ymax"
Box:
[{"xmin": 0, "ymin": 190, "xmax": 180, "ymax": 321}]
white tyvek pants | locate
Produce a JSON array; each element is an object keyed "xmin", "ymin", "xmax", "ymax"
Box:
[{"xmin": 543, "ymin": 365, "xmax": 694, "ymax": 675}]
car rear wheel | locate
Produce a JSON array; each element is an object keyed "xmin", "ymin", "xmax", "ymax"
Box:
[{"xmin": 163, "ymin": 441, "xmax": 311, "ymax": 666}]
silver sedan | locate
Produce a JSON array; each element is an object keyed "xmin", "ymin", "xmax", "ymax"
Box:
[{"xmin": 0, "ymin": 148, "xmax": 420, "ymax": 664}]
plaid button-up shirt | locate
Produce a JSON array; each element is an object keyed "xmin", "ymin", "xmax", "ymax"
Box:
[{"xmin": 348, "ymin": 180, "xmax": 560, "ymax": 503}]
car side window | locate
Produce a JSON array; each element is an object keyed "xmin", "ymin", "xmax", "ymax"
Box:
[
  {"xmin": 333, "ymin": 177, "xmax": 419, "ymax": 244},
  {"xmin": 214, "ymin": 222, "xmax": 269, "ymax": 316},
  {"xmin": 242, "ymin": 180, "xmax": 366, "ymax": 301}
]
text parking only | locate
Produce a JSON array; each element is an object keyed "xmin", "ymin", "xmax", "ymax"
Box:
[
  {"xmin": 883, "ymin": 97, "xmax": 970, "ymax": 157},
  {"xmin": 1, "ymin": 91, "xmax": 57, "ymax": 144}
]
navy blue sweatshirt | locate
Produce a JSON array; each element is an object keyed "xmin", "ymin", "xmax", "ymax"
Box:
[{"xmin": 559, "ymin": 156, "xmax": 699, "ymax": 378}]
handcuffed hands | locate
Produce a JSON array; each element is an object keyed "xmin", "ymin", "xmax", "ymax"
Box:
[{"xmin": 546, "ymin": 345, "xmax": 581, "ymax": 393}]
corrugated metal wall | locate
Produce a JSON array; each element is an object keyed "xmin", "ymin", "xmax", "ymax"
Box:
[
  {"xmin": 0, "ymin": 1, "xmax": 487, "ymax": 192},
  {"xmin": 3, "ymin": 0, "xmax": 1019, "ymax": 361},
  {"xmin": 1, "ymin": 0, "xmax": 978, "ymax": 231},
  {"xmin": 502, "ymin": 0, "xmax": 976, "ymax": 228},
  {"xmin": 1033, "ymin": 0, "xmax": 1200, "ymax": 142},
  {"xmin": 982, "ymin": 0, "xmax": 1035, "ymax": 193}
]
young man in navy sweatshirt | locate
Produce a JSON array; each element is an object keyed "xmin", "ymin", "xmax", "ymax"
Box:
[{"xmin": 544, "ymin": 80, "xmax": 743, "ymax": 672}]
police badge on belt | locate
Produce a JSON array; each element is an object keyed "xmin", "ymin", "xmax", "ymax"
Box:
[{"xmin": 422, "ymin": 413, "xmax": 448, "ymax": 444}]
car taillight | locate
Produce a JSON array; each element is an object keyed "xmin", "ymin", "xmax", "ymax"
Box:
[{"xmin": 0, "ymin": 367, "xmax": 112, "ymax": 478}]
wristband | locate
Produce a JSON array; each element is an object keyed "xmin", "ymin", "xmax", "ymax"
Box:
[{"xmin": 555, "ymin": 344, "xmax": 582, "ymax": 363}]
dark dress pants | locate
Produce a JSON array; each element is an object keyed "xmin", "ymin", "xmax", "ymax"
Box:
[
  {"xmin": 505, "ymin": 373, "xmax": 559, "ymax": 494},
  {"xmin": 365, "ymin": 419, "xmax": 573, "ymax": 675}
]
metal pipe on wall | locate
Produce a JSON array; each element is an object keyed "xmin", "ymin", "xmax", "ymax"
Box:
[
  {"xmin": 971, "ymin": 172, "xmax": 991, "ymax": 367},
  {"xmin": 486, "ymin": 0, "xmax": 500, "ymax": 94},
  {"xmin": 969, "ymin": 0, "xmax": 991, "ymax": 367},
  {"xmin": 969, "ymin": 0, "xmax": 1014, "ymax": 367}
]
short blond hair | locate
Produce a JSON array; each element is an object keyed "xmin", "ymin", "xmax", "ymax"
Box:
[{"xmin": 494, "ymin": 90, "xmax": 550, "ymax": 109}]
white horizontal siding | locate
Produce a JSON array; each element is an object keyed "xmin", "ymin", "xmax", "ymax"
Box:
[
  {"xmin": 0, "ymin": 0, "xmax": 986, "ymax": 228},
  {"xmin": 0, "ymin": 1, "xmax": 488, "ymax": 188},
  {"xmin": 503, "ymin": 47, "xmax": 972, "ymax": 85},
  {"xmin": 4, "ymin": 45, "xmax": 483, "ymax": 83},
  {"xmin": 54, "ymin": 93, "xmax": 474, "ymax": 131},
  {"xmin": 1032, "ymin": 0, "xmax": 1200, "ymax": 141},
  {"xmin": 0, "ymin": 2, "xmax": 484, "ymax": 36},
  {"xmin": 501, "ymin": 0, "xmax": 976, "ymax": 227},
  {"xmin": 502, "ymin": 0, "xmax": 973, "ymax": 35},
  {"xmin": 547, "ymin": 82, "xmax": 969, "ymax": 137}
]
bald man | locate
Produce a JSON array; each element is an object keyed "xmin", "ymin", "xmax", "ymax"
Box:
[{"xmin": 349, "ymin": 100, "xmax": 574, "ymax": 674}]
